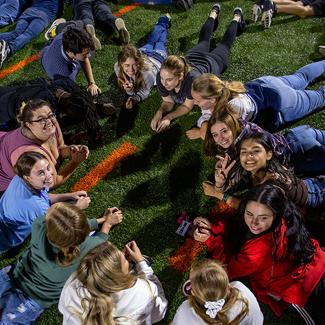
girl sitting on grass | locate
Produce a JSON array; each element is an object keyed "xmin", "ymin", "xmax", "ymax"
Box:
[
  {"xmin": 193, "ymin": 183, "xmax": 325, "ymax": 324},
  {"xmin": 190, "ymin": 60, "xmax": 325, "ymax": 135},
  {"xmin": 59, "ymin": 240, "xmax": 168, "ymax": 324},
  {"xmin": 0, "ymin": 202, "xmax": 123, "ymax": 324},
  {"xmin": 115, "ymin": 15, "xmax": 171, "ymax": 110},
  {"xmin": 203, "ymin": 106, "xmax": 325, "ymax": 176},
  {"xmin": 172, "ymin": 259, "xmax": 263, "ymax": 325},
  {"xmin": 150, "ymin": 4, "xmax": 245, "ymax": 134},
  {"xmin": 0, "ymin": 151, "xmax": 90, "ymax": 254}
]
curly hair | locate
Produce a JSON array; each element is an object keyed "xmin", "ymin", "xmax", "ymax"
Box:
[{"xmin": 62, "ymin": 27, "xmax": 95, "ymax": 54}]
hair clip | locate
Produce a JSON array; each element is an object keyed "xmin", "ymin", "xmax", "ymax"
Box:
[{"xmin": 204, "ymin": 299, "xmax": 225, "ymax": 318}]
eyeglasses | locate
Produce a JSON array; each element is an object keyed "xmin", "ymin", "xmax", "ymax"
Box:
[{"xmin": 29, "ymin": 113, "xmax": 56, "ymax": 125}]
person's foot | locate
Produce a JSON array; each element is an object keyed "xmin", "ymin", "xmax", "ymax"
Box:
[
  {"xmin": 233, "ymin": 7, "xmax": 246, "ymax": 36},
  {"xmin": 319, "ymin": 45, "xmax": 325, "ymax": 56},
  {"xmin": 0, "ymin": 40, "xmax": 11, "ymax": 69},
  {"xmin": 157, "ymin": 13, "xmax": 172, "ymax": 29},
  {"xmin": 252, "ymin": 0, "xmax": 263, "ymax": 22},
  {"xmin": 261, "ymin": 0, "xmax": 276, "ymax": 28},
  {"xmin": 45, "ymin": 18, "xmax": 66, "ymax": 40},
  {"xmin": 209, "ymin": 3, "xmax": 221, "ymax": 19},
  {"xmin": 115, "ymin": 18, "xmax": 130, "ymax": 45},
  {"xmin": 85, "ymin": 24, "xmax": 102, "ymax": 50}
]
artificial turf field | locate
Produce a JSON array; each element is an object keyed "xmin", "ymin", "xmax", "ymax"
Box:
[{"xmin": 0, "ymin": 1, "xmax": 324, "ymax": 324}]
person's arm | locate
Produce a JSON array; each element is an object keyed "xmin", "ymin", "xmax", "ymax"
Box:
[
  {"xmin": 81, "ymin": 57, "xmax": 101, "ymax": 96},
  {"xmin": 48, "ymin": 191, "xmax": 90, "ymax": 209},
  {"xmin": 186, "ymin": 121, "xmax": 208, "ymax": 140},
  {"xmin": 157, "ymin": 98, "xmax": 194, "ymax": 132},
  {"xmin": 150, "ymin": 97, "xmax": 175, "ymax": 132}
]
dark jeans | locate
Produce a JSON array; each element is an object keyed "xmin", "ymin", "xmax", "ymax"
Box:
[
  {"xmin": 186, "ymin": 17, "xmax": 238, "ymax": 74},
  {"xmin": 73, "ymin": 0, "xmax": 116, "ymax": 34}
]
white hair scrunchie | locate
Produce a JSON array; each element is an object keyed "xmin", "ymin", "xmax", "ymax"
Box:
[{"xmin": 204, "ymin": 299, "xmax": 225, "ymax": 319}]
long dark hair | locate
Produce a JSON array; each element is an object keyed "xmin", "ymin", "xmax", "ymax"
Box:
[
  {"xmin": 229, "ymin": 183, "xmax": 315, "ymax": 266},
  {"xmin": 225, "ymin": 131, "xmax": 295, "ymax": 191}
]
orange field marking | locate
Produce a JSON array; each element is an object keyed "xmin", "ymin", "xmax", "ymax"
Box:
[
  {"xmin": 71, "ymin": 142, "xmax": 138, "ymax": 192},
  {"xmin": 0, "ymin": 3, "xmax": 140, "ymax": 80}
]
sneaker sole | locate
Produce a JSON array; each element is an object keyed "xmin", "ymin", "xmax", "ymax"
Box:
[
  {"xmin": 252, "ymin": 4, "xmax": 262, "ymax": 22},
  {"xmin": 115, "ymin": 18, "xmax": 130, "ymax": 44},
  {"xmin": 85, "ymin": 24, "xmax": 102, "ymax": 50},
  {"xmin": 261, "ymin": 10, "xmax": 272, "ymax": 28},
  {"xmin": 45, "ymin": 18, "xmax": 66, "ymax": 40}
]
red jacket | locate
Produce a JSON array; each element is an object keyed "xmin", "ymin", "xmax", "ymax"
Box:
[{"xmin": 205, "ymin": 217, "xmax": 325, "ymax": 316}]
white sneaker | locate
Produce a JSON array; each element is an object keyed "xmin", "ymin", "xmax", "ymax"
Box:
[
  {"xmin": 115, "ymin": 18, "xmax": 130, "ymax": 45},
  {"xmin": 45, "ymin": 18, "xmax": 66, "ymax": 40},
  {"xmin": 85, "ymin": 24, "xmax": 102, "ymax": 50},
  {"xmin": 319, "ymin": 45, "xmax": 325, "ymax": 56}
]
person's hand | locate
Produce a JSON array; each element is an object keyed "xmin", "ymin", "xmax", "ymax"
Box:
[
  {"xmin": 156, "ymin": 117, "xmax": 171, "ymax": 133},
  {"xmin": 150, "ymin": 110, "xmax": 163, "ymax": 132},
  {"xmin": 124, "ymin": 240, "xmax": 144, "ymax": 263},
  {"xmin": 122, "ymin": 80, "xmax": 134, "ymax": 92},
  {"xmin": 186, "ymin": 128, "xmax": 201, "ymax": 140},
  {"xmin": 193, "ymin": 216, "xmax": 212, "ymax": 230},
  {"xmin": 70, "ymin": 190, "xmax": 87, "ymax": 200},
  {"xmin": 87, "ymin": 83, "xmax": 101, "ymax": 96},
  {"xmin": 103, "ymin": 207, "xmax": 123, "ymax": 226},
  {"xmin": 193, "ymin": 227, "xmax": 211, "ymax": 242},
  {"xmin": 70, "ymin": 145, "xmax": 89, "ymax": 163},
  {"xmin": 202, "ymin": 181, "xmax": 222, "ymax": 198},
  {"xmin": 75, "ymin": 196, "xmax": 91, "ymax": 209},
  {"xmin": 214, "ymin": 154, "xmax": 236, "ymax": 188},
  {"xmin": 125, "ymin": 97, "xmax": 134, "ymax": 109}
]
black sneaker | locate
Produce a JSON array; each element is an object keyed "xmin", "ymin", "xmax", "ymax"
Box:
[
  {"xmin": 234, "ymin": 7, "xmax": 246, "ymax": 36},
  {"xmin": 261, "ymin": 0, "xmax": 276, "ymax": 28},
  {"xmin": 211, "ymin": 3, "xmax": 221, "ymax": 15},
  {"xmin": 0, "ymin": 40, "xmax": 11, "ymax": 69}
]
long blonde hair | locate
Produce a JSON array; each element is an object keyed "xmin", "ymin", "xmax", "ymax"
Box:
[
  {"xmin": 192, "ymin": 74, "xmax": 246, "ymax": 110},
  {"xmin": 45, "ymin": 203, "xmax": 90, "ymax": 266},
  {"xmin": 189, "ymin": 259, "xmax": 248, "ymax": 324},
  {"xmin": 76, "ymin": 242, "xmax": 136, "ymax": 325}
]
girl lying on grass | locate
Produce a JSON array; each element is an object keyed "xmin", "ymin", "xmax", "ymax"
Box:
[
  {"xmin": 0, "ymin": 202, "xmax": 123, "ymax": 324},
  {"xmin": 0, "ymin": 151, "xmax": 90, "ymax": 254},
  {"xmin": 203, "ymin": 106, "xmax": 325, "ymax": 176},
  {"xmin": 193, "ymin": 183, "xmax": 325, "ymax": 324},
  {"xmin": 190, "ymin": 59, "xmax": 325, "ymax": 137},
  {"xmin": 115, "ymin": 15, "xmax": 171, "ymax": 109},
  {"xmin": 59, "ymin": 240, "xmax": 168, "ymax": 324},
  {"xmin": 150, "ymin": 4, "xmax": 245, "ymax": 134},
  {"xmin": 172, "ymin": 259, "xmax": 263, "ymax": 325}
]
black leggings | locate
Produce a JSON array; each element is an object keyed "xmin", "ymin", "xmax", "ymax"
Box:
[{"xmin": 187, "ymin": 17, "xmax": 238, "ymax": 73}]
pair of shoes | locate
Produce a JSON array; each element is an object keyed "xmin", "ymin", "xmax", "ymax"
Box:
[
  {"xmin": 45, "ymin": 18, "xmax": 66, "ymax": 40},
  {"xmin": 157, "ymin": 13, "xmax": 172, "ymax": 29},
  {"xmin": 0, "ymin": 40, "xmax": 11, "ymax": 69},
  {"xmin": 115, "ymin": 18, "xmax": 130, "ymax": 45},
  {"xmin": 234, "ymin": 7, "xmax": 246, "ymax": 36},
  {"xmin": 319, "ymin": 45, "xmax": 325, "ymax": 56},
  {"xmin": 261, "ymin": 0, "xmax": 276, "ymax": 28},
  {"xmin": 85, "ymin": 24, "xmax": 102, "ymax": 50}
]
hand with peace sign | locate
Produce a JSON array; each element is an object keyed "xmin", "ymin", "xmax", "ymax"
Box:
[{"xmin": 214, "ymin": 154, "xmax": 236, "ymax": 189}]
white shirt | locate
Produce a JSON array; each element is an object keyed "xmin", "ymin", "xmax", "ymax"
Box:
[
  {"xmin": 229, "ymin": 94, "xmax": 257, "ymax": 121},
  {"xmin": 59, "ymin": 261, "xmax": 168, "ymax": 325},
  {"xmin": 172, "ymin": 281, "xmax": 264, "ymax": 325}
]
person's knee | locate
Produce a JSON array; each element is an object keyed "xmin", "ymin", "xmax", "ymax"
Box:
[{"xmin": 297, "ymin": 5, "xmax": 315, "ymax": 17}]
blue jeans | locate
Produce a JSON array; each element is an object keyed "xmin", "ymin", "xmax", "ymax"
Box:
[
  {"xmin": 304, "ymin": 177, "xmax": 325, "ymax": 209},
  {"xmin": 139, "ymin": 16, "xmax": 169, "ymax": 63},
  {"xmin": 73, "ymin": 0, "xmax": 116, "ymax": 33},
  {"xmin": 0, "ymin": 0, "xmax": 24, "ymax": 27},
  {"xmin": 0, "ymin": 265, "xmax": 44, "ymax": 325},
  {"xmin": 0, "ymin": 7, "xmax": 50, "ymax": 53},
  {"xmin": 249, "ymin": 60, "xmax": 325, "ymax": 130},
  {"xmin": 285, "ymin": 125, "xmax": 325, "ymax": 175}
]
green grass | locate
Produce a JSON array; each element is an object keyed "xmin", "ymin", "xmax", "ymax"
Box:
[{"xmin": 0, "ymin": 1, "xmax": 324, "ymax": 324}]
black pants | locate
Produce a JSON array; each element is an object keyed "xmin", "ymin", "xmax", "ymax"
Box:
[
  {"xmin": 186, "ymin": 17, "xmax": 238, "ymax": 74},
  {"xmin": 73, "ymin": 0, "xmax": 116, "ymax": 33}
]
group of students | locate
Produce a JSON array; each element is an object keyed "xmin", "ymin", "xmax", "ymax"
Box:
[{"xmin": 0, "ymin": 1, "xmax": 325, "ymax": 324}]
